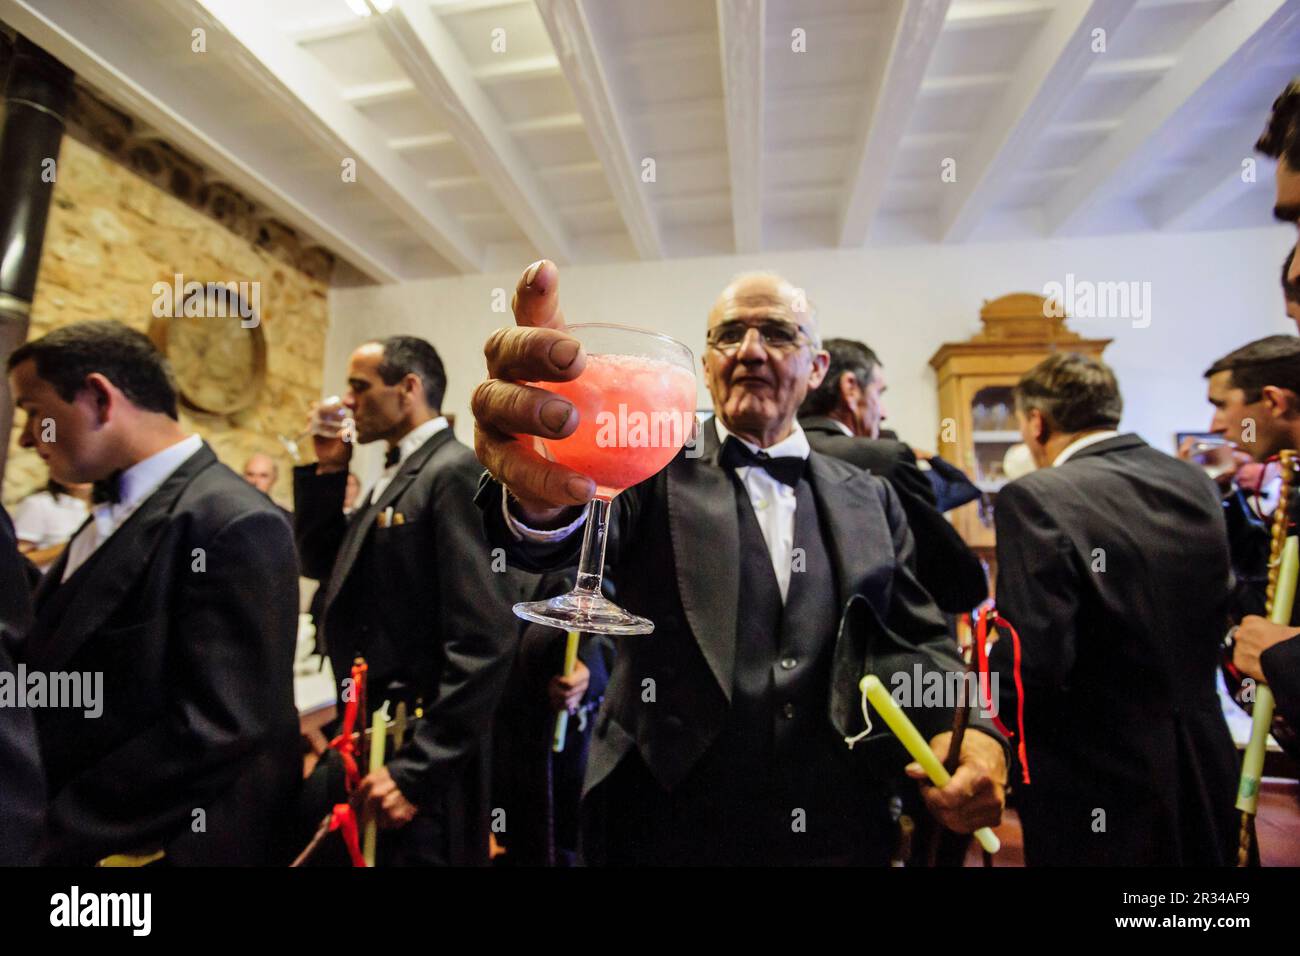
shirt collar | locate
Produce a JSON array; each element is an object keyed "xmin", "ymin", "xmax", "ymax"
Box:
[
  {"xmin": 387, "ymin": 416, "xmax": 449, "ymax": 470},
  {"xmin": 92, "ymin": 434, "xmax": 203, "ymax": 534},
  {"xmin": 116, "ymin": 434, "xmax": 203, "ymax": 509},
  {"xmin": 713, "ymin": 417, "xmax": 810, "ymax": 460},
  {"xmin": 1053, "ymin": 429, "xmax": 1120, "ymax": 467}
]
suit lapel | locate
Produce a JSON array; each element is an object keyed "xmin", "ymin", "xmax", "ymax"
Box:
[
  {"xmin": 323, "ymin": 428, "xmax": 454, "ymax": 611},
  {"xmin": 807, "ymin": 450, "xmax": 876, "ymax": 608},
  {"xmin": 26, "ymin": 444, "xmax": 216, "ymax": 671},
  {"xmin": 31, "ymin": 516, "xmax": 86, "ymax": 612},
  {"xmin": 667, "ymin": 423, "xmax": 740, "ymax": 699}
]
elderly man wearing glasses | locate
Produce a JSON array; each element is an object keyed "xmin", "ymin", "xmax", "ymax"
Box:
[{"xmin": 473, "ymin": 263, "xmax": 1007, "ymax": 865}]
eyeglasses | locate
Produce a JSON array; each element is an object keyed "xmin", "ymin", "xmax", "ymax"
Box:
[{"xmin": 706, "ymin": 320, "xmax": 812, "ymax": 354}]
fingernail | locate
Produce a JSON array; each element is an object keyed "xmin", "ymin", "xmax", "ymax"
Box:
[
  {"xmin": 566, "ymin": 475, "xmax": 594, "ymax": 501},
  {"xmin": 540, "ymin": 399, "xmax": 571, "ymax": 434},
  {"xmin": 524, "ymin": 259, "xmax": 545, "ymax": 287},
  {"xmin": 550, "ymin": 338, "xmax": 580, "ymax": 369}
]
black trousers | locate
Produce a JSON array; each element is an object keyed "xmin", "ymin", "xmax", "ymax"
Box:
[{"xmin": 587, "ymin": 749, "xmax": 893, "ymax": 866}]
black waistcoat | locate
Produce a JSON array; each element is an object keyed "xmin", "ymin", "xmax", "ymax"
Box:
[{"xmin": 664, "ymin": 473, "xmax": 885, "ymax": 863}]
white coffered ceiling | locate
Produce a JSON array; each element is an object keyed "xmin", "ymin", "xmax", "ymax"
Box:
[{"xmin": 3, "ymin": 0, "xmax": 1297, "ymax": 282}]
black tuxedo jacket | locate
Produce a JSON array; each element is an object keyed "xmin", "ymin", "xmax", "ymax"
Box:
[
  {"xmin": 295, "ymin": 427, "xmax": 530, "ymax": 864},
  {"xmin": 800, "ymin": 416, "xmax": 987, "ymax": 612},
  {"xmin": 1, "ymin": 506, "xmax": 42, "ymax": 864},
  {"xmin": 479, "ymin": 424, "xmax": 1004, "ymax": 806},
  {"xmin": 24, "ymin": 444, "xmax": 301, "ymax": 865},
  {"xmin": 991, "ymin": 433, "xmax": 1238, "ymax": 865}
]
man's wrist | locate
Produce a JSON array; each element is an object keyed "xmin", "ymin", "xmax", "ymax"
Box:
[{"xmin": 507, "ymin": 492, "xmax": 582, "ymax": 530}]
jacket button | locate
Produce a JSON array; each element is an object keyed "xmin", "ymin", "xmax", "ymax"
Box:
[
  {"xmin": 782, "ymin": 703, "xmax": 795, "ymax": 719},
  {"xmin": 780, "ymin": 657, "xmax": 797, "ymax": 670},
  {"xmin": 665, "ymin": 715, "xmax": 685, "ymax": 733}
]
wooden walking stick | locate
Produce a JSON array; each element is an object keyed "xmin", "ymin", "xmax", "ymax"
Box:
[{"xmin": 1237, "ymin": 450, "xmax": 1300, "ymax": 867}]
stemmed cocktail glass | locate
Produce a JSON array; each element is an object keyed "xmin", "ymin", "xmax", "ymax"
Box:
[{"xmin": 512, "ymin": 323, "xmax": 697, "ymax": 635}]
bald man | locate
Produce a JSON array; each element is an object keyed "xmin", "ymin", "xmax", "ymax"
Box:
[
  {"xmin": 473, "ymin": 262, "xmax": 1007, "ymax": 865},
  {"xmin": 243, "ymin": 452, "xmax": 291, "ymax": 524}
]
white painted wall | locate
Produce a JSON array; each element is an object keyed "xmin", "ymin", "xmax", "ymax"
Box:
[{"xmin": 328, "ymin": 225, "xmax": 1295, "ymax": 481}]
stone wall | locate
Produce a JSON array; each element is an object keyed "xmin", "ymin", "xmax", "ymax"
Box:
[{"xmin": 3, "ymin": 135, "xmax": 327, "ymax": 510}]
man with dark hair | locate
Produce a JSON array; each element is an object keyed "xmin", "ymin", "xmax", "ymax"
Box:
[
  {"xmin": 1202, "ymin": 335, "xmax": 1300, "ymax": 735},
  {"xmin": 6, "ymin": 319, "xmax": 300, "ymax": 865},
  {"xmin": 991, "ymin": 352, "xmax": 1238, "ymax": 865},
  {"xmin": 375, "ymin": 335, "xmax": 447, "ymax": 411},
  {"xmin": 1258, "ymin": 78, "xmax": 1300, "ymax": 297},
  {"xmin": 1283, "ymin": 248, "xmax": 1300, "ymax": 328},
  {"xmin": 294, "ymin": 335, "xmax": 526, "ymax": 865},
  {"xmin": 799, "ymin": 338, "xmax": 986, "ymax": 612}
]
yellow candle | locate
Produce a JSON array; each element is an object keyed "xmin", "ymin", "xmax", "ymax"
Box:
[
  {"xmin": 553, "ymin": 630, "xmax": 582, "ymax": 753},
  {"xmin": 363, "ymin": 705, "xmax": 389, "ymax": 867},
  {"xmin": 860, "ymin": 674, "xmax": 1001, "ymax": 855},
  {"xmin": 1237, "ymin": 536, "xmax": 1298, "ymax": 813}
]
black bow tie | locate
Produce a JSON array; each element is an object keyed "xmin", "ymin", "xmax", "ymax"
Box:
[
  {"xmin": 92, "ymin": 471, "xmax": 122, "ymax": 505},
  {"xmin": 719, "ymin": 436, "xmax": 805, "ymax": 487},
  {"xmin": 384, "ymin": 446, "xmax": 401, "ymax": 468}
]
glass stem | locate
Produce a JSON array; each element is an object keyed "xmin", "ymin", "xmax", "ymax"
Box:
[{"xmin": 574, "ymin": 497, "xmax": 611, "ymax": 595}]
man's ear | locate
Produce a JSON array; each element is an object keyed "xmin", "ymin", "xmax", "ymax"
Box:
[
  {"xmin": 1262, "ymin": 385, "xmax": 1300, "ymax": 419},
  {"xmin": 837, "ymin": 370, "xmax": 858, "ymax": 406},
  {"xmin": 806, "ymin": 350, "xmax": 830, "ymax": 392},
  {"xmin": 1028, "ymin": 408, "xmax": 1049, "ymax": 445},
  {"xmin": 81, "ymin": 372, "xmax": 115, "ymax": 425},
  {"xmin": 401, "ymin": 372, "xmax": 424, "ymax": 408}
]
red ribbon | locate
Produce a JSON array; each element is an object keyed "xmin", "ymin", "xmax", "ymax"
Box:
[
  {"xmin": 326, "ymin": 660, "xmax": 369, "ymax": 867},
  {"xmin": 973, "ymin": 606, "xmax": 1031, "ymax": 785},
  {"xmin": 328, "ymin": 804, "xmax": 366, "ymax": 867},
  {"xmin": 329, "ymin": 660, "xmax": 369, "ymax": 793}
]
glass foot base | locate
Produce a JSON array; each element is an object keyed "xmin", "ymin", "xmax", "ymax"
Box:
[{"xmin": 514, "ymin": 590, "xmax": 654, "ymax": 636}]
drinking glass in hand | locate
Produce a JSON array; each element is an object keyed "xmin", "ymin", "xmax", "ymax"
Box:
[
  {"xmin": 278, "ymin": 395, "xmax": 354, "ymax": 463},
  {"xmin": 512, "ymin": 323, "xmax": 697, "ymax": 635}
]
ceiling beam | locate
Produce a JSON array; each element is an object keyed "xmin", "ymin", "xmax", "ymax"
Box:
[
  {"xmin": 343, "ymin": 78, "xmax": 416, "ymax": 107},
  {"xmin": 536, "ymin": 0, "xmax": 664, "ymax": 259},
  {"xmin": 1153, "ymin": 120, "xmax": 1268, "ymax": 231},
  {"xmin": 1046, "ymin": 0, "xmax": 1299, "ymax": 235},
  {"xmin": 195, "ymin": 0, "xmax": 483, "ymax": 272},
  {"xmin": 474, "ymin": 54, "xmax": 562, "ymax": 84},
  {"xmin": 939, "ymin": 0, "xmax": 1139, "ymax": 242},
  {"xmin": 0, "ymin": 0, "xmax": 410, "ymax": 282},
  {"xmin": 945, "ymin": 0, "xmax": 1054, "ymax": 30},
  {"xmin": 838, "ymin": 0, "xmax": 952, "ymax": 247},
  {"xmin": 370, "ymin": 0, "xmax": 574, "ymax": 263},
  {"xmin": 717, "ymin": 0, "xmax": 765, "ymax": 254}
]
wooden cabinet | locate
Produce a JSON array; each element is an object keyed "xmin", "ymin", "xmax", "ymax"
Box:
[{"xmin": 928, "ymin": 293, "xmax": 1111, "ymax": 572}]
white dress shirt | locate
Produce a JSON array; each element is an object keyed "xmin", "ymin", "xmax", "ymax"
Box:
[
  {"xmin": 1053, "ymin": 429, "xmax": 1120, "ymax": 467},
  {"xmin": 62, "ymin": 434, "xmax": 204, "ymax": 581},
  {"xmin": 504, "ymin": 417, "xmax": 811, "ymax": 602},
  {"xmin": 363, "ymin": 416, "xmax": 449, "ymax": 506}
]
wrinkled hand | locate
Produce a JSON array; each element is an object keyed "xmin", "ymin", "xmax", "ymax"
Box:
[
  {"xmin": 907, "ymin": 730, "xmax": 1006, "ymax": 834},
  {"xmin": 472, "ymin": 260, "xmax": 595, "ymax": 525},
  {"xmin": 548, "ymin": 660, "xmax": 590, "ymax": 713},
  {"xmin": 1233, "ymin": 615, "xmax": 1300, "ymax": 682},
  {"xmin": 355, "ymin": 766, "xmax": 419, "ymax": 830}
]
